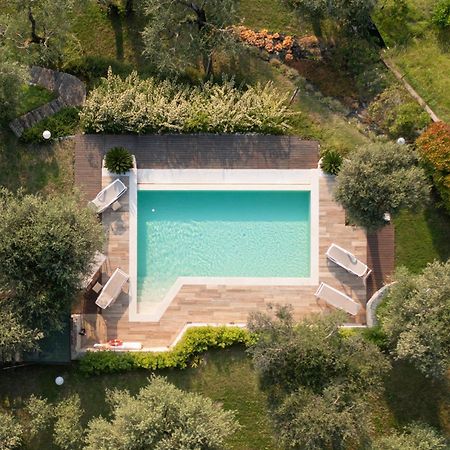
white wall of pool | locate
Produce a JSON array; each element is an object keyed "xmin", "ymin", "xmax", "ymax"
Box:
[{"xmin": 128, "ymin": 169, "xmax": 320, "ymax": 322}]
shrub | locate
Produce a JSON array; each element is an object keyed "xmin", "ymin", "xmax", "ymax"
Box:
[
  {"xmin": 378, "ymin": 262, "xmax": 450, "ymax": 379},
  {"xmin": 416, "ymin": 122, "xmax": 450, "ymax": 212},
  {"xmin": 368, "ymin": 85, "xmax": 430, "ymax": 140},
  {"xmin": 80, "ymin": 70, "xmax": 293, "ymax": 134},
  {"xmin": 104, "ymin": 147, "xmax": 133, "ymax": 174},
  {"xmin": 321, "ymin": 150, "xmax": 343, "ymax": 175},
  {"xmin": 20, "ymin": 107, "xmax": 80, "ymax": 144},
  {"xmin": 334, "ymin": 142, "xmax": 430, "ymax": 230},
  {"xmin": 432, "ymin": 0, "xmax": 450, "ymax": 29},
  {"xmin": 79, "ymin": 326, "xmax": 255, "ymax": 375}
]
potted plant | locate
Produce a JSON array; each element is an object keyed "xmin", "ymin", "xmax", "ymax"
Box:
[{"xmin": 104, "ymin": 147, "xmax": 134, "ymax": 174}]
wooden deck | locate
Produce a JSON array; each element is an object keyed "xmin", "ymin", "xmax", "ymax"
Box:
[
  {"xmin": 73, "ymin": 135, "xmax": 395, "ymax": 349},
  {"xmin": 74, "ymin": 134, "xmax": 319, "ymax": 200},
  {"xmin": 366, "ymin": 225, "xmax": 395, "ymax": 298}
]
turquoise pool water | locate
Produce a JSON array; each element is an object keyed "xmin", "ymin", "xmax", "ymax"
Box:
[{"xmin": 137, "ymin": 190, "xmax": 310, "ymax": 304}]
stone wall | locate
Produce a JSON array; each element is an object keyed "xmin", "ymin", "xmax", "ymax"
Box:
[{"xmin": 9, "ymin": 66, "xmax": 86, "ymax": 137}]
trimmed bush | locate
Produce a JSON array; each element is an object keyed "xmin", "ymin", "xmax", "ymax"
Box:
[
  {"xmin": 20, "ymin": 107, "xmax": 80, "ymax": 144},
  {"xmin": 417, "ymin": 122, "xmax": 450, "ymax": 213},
  {"xmin": 79, "ymin": 326, "xmax": 255, "ymax": 375},
  {"xmin": 80, "ymin": 70, "xmax": 293, "ymax": 134},
  {"xmin": 321, "ymin": 150, "xmax": 343, "ymax": 175},
  {"xmin": 104, "ymin": 147, "xmax": 133, "ymax": 174}
]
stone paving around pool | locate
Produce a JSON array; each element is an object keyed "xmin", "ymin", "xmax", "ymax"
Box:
[{"xmin": 78, "ymin": 172, "xmax": 367, "ymax": 351}]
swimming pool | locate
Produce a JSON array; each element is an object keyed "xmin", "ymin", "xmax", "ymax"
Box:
[{"xmin": 137, "ymin": 190, "xmax": 311, "ymax": 305}]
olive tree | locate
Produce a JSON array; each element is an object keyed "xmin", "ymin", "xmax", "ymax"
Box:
[
  {"xmin": 0, "ymin": 0, "xmax": 75, "ymax": 65},
  {"xmin": 334, "ymin": 142, "xmax": 430, "ymax": 230},
  {"xmin": 84, "ymin": 376, "xmax": 239, "ymax": 449},
  {"xmin": 54, "ymin": 395, "xmax": 84, "ymax": 450},
  {"xmin": 0, "ymin": 297, "xmax": 42, "ymax": 363},
  {"xmin": 379, "ymin": 261, "xmax": 450, "ymax": 379},
  {"xmin": 371, "ymin": 422, "xmax": 448, "ymax": 450},
  {"xmin": 0, "ymin": 412, "xmax": 23, "ymax": 450},
  {"xmin": 0, "ymin": 189, "xmax": 103, "ymax": 334},
  {"xmin": 141, "ymin": 0, "xmax": 239, "ymax": 76}
]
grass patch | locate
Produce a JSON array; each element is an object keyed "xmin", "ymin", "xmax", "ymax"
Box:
[
  {"xmin": 0, "ymin": 129, "xmax": 74, "ymax": 194},
  {"xmin": 0, "ymin": 347, "xmax": 278, "ymax": 450},
  {"xmin": 1, "ymin": 348, "xmax": 448, "ymax": 448},
  {"xmin": 16, "ymin": 85, "xmax": 56, "ymax": 117},
  {"xmin": 238, "ymin": 0, "xmax": 310, "ymax": 35},
  {"xmin": 394, "ymin": 199, "xmax": 450, "ymax": 273},
  {"xmin": 374, "ymin": 0, "xmax": 450, "ymax": 122}
]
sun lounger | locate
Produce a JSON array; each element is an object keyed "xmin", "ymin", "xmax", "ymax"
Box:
[
  {"xmin": 95, "ymin": 268, "xmax": 129, "ymax": 309},
  {"xmin": 88, "ymin": 179, "xmax": 127, "ymax": 214},
  {"xmin": 314, "ymin": 282, "xmax": 360, "ymax": 316},
  {"xmin": 326, "ymin": 243, "xmax": 372, "ymax": 280}
]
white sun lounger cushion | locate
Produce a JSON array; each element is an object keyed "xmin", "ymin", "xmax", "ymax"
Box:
[
  {"xmin": 315, "ymin": 282, "xmax": 360, "ymax": 316},
  {"xmin": 326, "ymin": 244, "xmax": 372, "ymax": 279},
  {"xmin": 95, "ymin": 268, "xmax": 129, "ymax": 309},
  {"xmin": 89, "ymin": 179, "xmax": 127, "ymax": 214}
]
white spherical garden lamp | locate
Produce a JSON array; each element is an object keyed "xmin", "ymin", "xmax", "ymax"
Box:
[
  {"xmin": 42, "ymin": 130, "xmax": 51, "ymax": 140},
  {"xmin": 55, "ymin": 376, "xmax": 64, "ymax": 386},
  {"xmin": 397, "ymin": 137, "xmax": 406, "ymax": 145}
]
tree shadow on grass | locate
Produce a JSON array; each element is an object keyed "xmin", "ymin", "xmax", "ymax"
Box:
[
  {"xmin": 424, "ymin": 200, "xmax": 450, "ymax": 262},
  {"xmin": 383, "ymin": 361, "xmax": 449, "ymax": 432},
  {"xmin": 109, "ymin": 12, "xmax": 124, "ymax": 61}
]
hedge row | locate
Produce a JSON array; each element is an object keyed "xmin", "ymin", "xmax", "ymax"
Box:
[
  {"xmin": 79, "ymin": 326, "xmax": 255, "ymax": 375},
  {"xmin": 80, "ymin": 70, "xmax": 293, "ymax": 134}
]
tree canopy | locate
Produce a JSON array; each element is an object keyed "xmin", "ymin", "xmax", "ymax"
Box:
[
  {"xmin": 0, "ymin": 0, "xmax": 75, "ymax": 65},
  {"xmin": 379, "ymin": 261, "xmax": 450, "ymax": 379},
  {"xmin": 0, "ymin": 412, "xmax": 23, "ymax": 450},
  {"xmin": 84, "ymin": 376, "xmax": 239, "ymax": 449},
  {"xmin": 141, "ymin": 0, "xmax": 239, "ymax": 76},
  {"xmin": 0, "ymin": 189, "xmax": 103, "ymax": 337},
  {"xmin": 371, "ymin": 422, "xmax": 448, "ymax": 450},
  {"xmin": 247, "ymin": 306, "xmax": 390, "ymax": 449},
  {"xmin": 334, "ymin": 142, "xmax": 430, "ymax": 230}
]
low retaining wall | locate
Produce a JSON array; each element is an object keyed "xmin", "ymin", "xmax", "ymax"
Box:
[
  {"xmin": 366, "ymin": 282, "xmax": 396, "ymax": 327},
  {"xmin": 10, "ymin": 66, "xmax": 86, "ymax": 137}
]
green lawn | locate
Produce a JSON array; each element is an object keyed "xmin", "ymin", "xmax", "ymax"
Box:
[
  {"xmin": 16, "ymin": 85, "xmax": 56, "ymax": 117},
  {"xmin": 1, "ymin": 348, "xmax": 448, "ymax": 449},
  {"xmin": 0, "ymin": 347, "xmax": 278, "ymax": 450},
  {"xmin": 0, "ymin": 130, "xmax": 73, "ymax": 194},
  {"xmin": 374, "ymin": 0, "xmax": 450, "ymax": 122},
  {"xmin": 394, "ymin": 199, "xmax": 450, "ymax": 273}
]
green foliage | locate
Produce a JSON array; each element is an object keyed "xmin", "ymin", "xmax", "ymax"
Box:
[
  {"xmin": 80, "ymin": 70, "xmax": 292, "ymax": 134},
  {"xmin": 104, "ymin": 147, "xmax": 134, "ymax": 174},
  {"xmin": 361, "ymin": 326, "xmax": 390, "ymax": 352},
  {"xmin": 321, "ymin": 150, "xmax": 343, "ymax": 175},
  {"xmin": 0, "ymin": 412, "xmax": 22, "ymax": 450},
  {"xmin": 16, "ymin": 85, "xmax": 56, "ymax": 117},
  {"xmin": 371, "ymin": 422, "xmax": 448, "ymax": 450},
  {"xmin": 432, "ymin": 0, "xmax": 450, "ymax": 29},
  {"xmin": 0, "ymin": 298, "xmax": 42, "ymax": 363},
  {"xmin": 0, "ymin": 0, "xmax": 75, "ymax": 66},
  {"xmin": 247, "ymin": 306, "xmax": 389, "ymax": 395},
  {"xmin": 378, "ymin": 261, "xmax": 450, "ymax": 379},
  {"xmin": 142, "ymin": 0, "xmax": 239, "ymax": 76},
  {"xmin": 0, "ymin": 57, "xmax": 29, "ymax": 122},
  {"xmin": 334, "ymin": 142, "xmax": 430, "ymax": 230},
  {"xmin": 330, "ymin": 38, "xmax": 388, "ymax": 100},
  {"xmin": 275, "ymin": 383, "xmax": 372, "ymax": 450},
  {"xmin": 24, "ymin": 395, "xmax": 53, "ymax": 439},
  {"xmin": 247, "ymin": 306, "xmax": 389, "ymax": 449},
  {"xmin": 0, "ymin": 189, "xmax": 103, "ymax": 334},
  {"xmin": 20, "ymin": 107, "xmax": 80, "ymax": 144},
  {"xmin": 417, "ymin": 122, "xmax": 450, "ymax": 213},
  {"xmin": 79, "ymin": 326, "xmax": 255, "ymax": 375},
  {"xmin": 368, "ymin": 85, "xmax": 430, "ymax": 140},
  {"xmin": 84, "ymin": 376, "xmax": 239, "ymax": 449},
  {"xmin": 65, "ymin": 56, "xmax": 134, "ymax": 85},
  {"xmin": 54, "ymin": 395, "xmax": 84, "ymax": 450}
]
